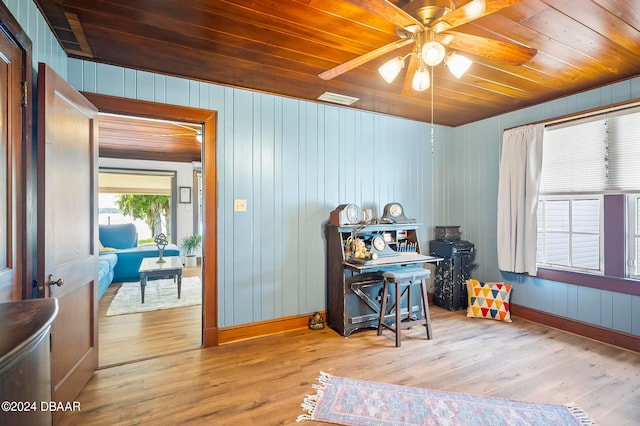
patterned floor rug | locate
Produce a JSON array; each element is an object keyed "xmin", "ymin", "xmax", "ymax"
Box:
[
  {"xmin": 106, "ymin": 276, "xmax": 201, "ymax": 316},
  {"xmin": 297, "ymin": 372, "xmax": 593, "ymax": 426}
]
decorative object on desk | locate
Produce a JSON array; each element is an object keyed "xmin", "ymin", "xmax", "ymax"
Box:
[
  {"xmin": 181, "ymin": 234, "xmax": 202, "ymax": 267},
  {"xmin": 435, "ymin": 225, "xmax": 461, "ymax": 241},
  {"xmin": 106, "ymin": 276, "xmax": 202, "ymax": 316},
  {"xmin": 179, "ymin": 186, "xmax": 191, "ymax": 204},
  {"xmin": 369, "ymin": 235, "xmax": 397, "ymax": 258},
  {"xmin": 348, "ymin": 237, "xmax": 376, "ymax": 262},
  {"xmin": 363, "ymin": 208, "xmax": 373, "ymax": 223},
  {"xmin": 154, "ymin": 233, "xmax": 168, "ymax": 263},
  {"xmin": 329, "ymin": 204, "xmax": 362, "ymax": 225},
  {"xmin": 308, "ymin": 312, "xmax": 325, "ymax": 330},
  {"xmin": 297, "ymin": 372, "xmax": 593, "ymax": 425},
  {"xmin": 381, "ymin": 202, "xmax": 412, "ymax": 224},
  {"xmin": 466, "ymin": 279, "xmax": 512, "ymax": 322}
]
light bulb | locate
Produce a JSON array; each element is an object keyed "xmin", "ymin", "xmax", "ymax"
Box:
[
  {"xmin": 412, "ymin": 68, "xmax": 430, "ymax": 91},
  {"xmin": 446, "ymin": 53, "xmax": 472, "ymax": 79},
  {"xmin": 466, "ymin": 0, "xmax": 485, "ymax": 18},
  {"xmin": 421, "ymin": 41, "xmax": 446, "ymax": 67},
  {"xmin": 378, "ymin": 57, "xmax": 404, "ymax": 84}
]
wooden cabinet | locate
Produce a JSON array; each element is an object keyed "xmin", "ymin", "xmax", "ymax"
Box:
[
  {"xmin": 0, "ymin": 298, "xmax": 58, "ymax": 426},
  {"xmin": 325, "ymin": 223, "xmax": 440, "ymax": 336}
]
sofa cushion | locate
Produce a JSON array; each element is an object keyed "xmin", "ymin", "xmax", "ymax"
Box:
[
  {"xmin": 99, "ymin": 223, "xmax": 138, "ymax": 249},
  {"xmin": 98, "ymin": 253, "xmax": 118, "ymax": 299}
]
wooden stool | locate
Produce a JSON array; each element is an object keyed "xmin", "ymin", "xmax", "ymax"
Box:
[{"xmin": 377, "ymin": 267, "xmax": 432, "ymax": 347}]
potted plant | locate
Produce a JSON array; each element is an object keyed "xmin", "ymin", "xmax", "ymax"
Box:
[{"xmin": 181, "ymin": 234, "xmax": 201, "ymax": 267}]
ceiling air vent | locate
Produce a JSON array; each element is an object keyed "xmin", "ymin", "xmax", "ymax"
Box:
[{"xmin": 317, "ymin": 92, "xmax": 359, "ymax": 106}]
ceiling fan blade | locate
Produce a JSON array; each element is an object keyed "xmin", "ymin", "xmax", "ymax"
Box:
[
  {"xmin": 401, "ymin": 53, "xmax": 421, "ymax": 97},
  {"xmin": 432, "ymin": 0, "xmax": 523, "ymax": 32},
  {"xmin": 446, "ymin": 31, "xmax": 536, "ymax": 65},
  {"xmin": 319, "ymin": 38, "xmax": 414, "ymax": 80},
  {"xmin": 343, "ymin": 0, "xmax": 424, "ymax": 31}
]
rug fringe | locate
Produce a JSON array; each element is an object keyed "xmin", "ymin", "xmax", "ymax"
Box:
[
  {"xmin": 566, "ymin": 404, "xmax": 595, "ymax": 425},
  {"xmin": 296, "ymin": 371, "xmax": 332, "ymax": 423}
]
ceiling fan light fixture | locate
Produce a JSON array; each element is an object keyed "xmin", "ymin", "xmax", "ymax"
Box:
[
  {"xmin": 465, "ymin": 0, "xmax": 486, "ymax": 19},
  {"xmin": 412, "ymin": 67, "xmax": 430, "ymax": 91},
  {"xmin": 378, "ymin": 56, "xmax": 405, "ymax": 83},
  {"xmin": 421, "ymin": 41, "xmax": 446, "ymax": 67},
  {"xmin": 446, "ymin": 52, "xmax": 473, "ymax": 79}
]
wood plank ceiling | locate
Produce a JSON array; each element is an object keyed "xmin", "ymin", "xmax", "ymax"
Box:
[
  {"xmin": 98, "ymin": 114, "xmax": 202, "ymax": 162},
  {"xmin": 34, "ymin": 0, "xmax": 640, "ymax": 127}
]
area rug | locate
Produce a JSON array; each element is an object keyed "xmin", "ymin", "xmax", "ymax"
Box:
[
  {"xmin": 297, "ymin": 372, "xmax": 593, "ymax": 425},
  {"xmin": 106, "ymin": 276, "xmax": 201, "ymax": 316}
]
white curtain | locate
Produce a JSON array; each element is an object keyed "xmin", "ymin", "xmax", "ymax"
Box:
[{"xmin": 497, "ymin": 124, "xmax": 544, "ymax": 274}]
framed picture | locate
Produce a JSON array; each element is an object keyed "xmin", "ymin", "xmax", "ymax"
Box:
[{"xmin": 179, "ymin": 186, "xmax": 191, "ymax": 204}]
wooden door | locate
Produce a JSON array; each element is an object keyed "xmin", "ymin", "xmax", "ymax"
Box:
[
  {"xmin": 37, "ymin": 63, "xmax": 99, "ymax": 403},
  {"xmin": 0, "ymin": 9, "xmax": 27, "ymax": 302}
]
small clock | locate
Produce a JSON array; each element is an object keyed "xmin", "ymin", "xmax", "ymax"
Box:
[
  {"xmin": 381, "ymin": 202, "xmax": 411, "ymax": 223},
  {"xmin": 329, "ymin": 204, "xmax": 362, "ymax": 225},
  {"xmin": 371, "ymin": 235, "xmax": 386, "ymax": 252}
]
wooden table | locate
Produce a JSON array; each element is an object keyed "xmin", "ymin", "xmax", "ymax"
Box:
[{"xmin": 138, "ymin": 256, "xmax": 183, "ymax": 303}]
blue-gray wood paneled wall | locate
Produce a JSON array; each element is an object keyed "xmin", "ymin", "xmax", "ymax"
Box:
[
  {"xmin": 15, "ymin": 0, "xmax": 640, "ymax": 335},
  {"xmin": 433, "ymin": 77, "xmax": 640, "ymax": 336},
  {"xmin": 65, "ymin": 59, "xmax": 436, "ymax": 327}
]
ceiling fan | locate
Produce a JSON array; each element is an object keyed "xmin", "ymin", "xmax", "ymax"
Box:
[{"xmin": 319, "ymin": 0, "xmax": 537, "ymax": 95}]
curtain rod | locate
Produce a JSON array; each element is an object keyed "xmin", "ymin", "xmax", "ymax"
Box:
[{"xmin": 503, "ymin": 97, "xmax": 640, "ymax": 131}]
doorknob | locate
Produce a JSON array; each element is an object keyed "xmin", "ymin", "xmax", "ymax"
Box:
[{"xmin": 48, "ymin": 274, "xmax": 64, "ymax": 287}]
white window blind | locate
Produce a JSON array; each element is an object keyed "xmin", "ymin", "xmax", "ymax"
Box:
[
  {"xmin": 540, "ymin": 117, "xmax": 607, "ymax": 194},
  {"xmin": 607, "ymin": 109, "xmax": 640, "ymax": 191}
]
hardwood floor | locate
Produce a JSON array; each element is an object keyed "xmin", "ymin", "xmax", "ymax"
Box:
[
  {"xmin": 98, "ymin": 266, "xmax": 202, "ymax": 367},
  {"xmin": 61, "ymin": 305, "xmax": 639, "ymax": 425}
]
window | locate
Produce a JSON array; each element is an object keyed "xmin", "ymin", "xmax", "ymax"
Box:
[
  {"xmin": 628, "ymin": 194, "xmax": 640, "ymax": 279},
  {"xmin": 537, "ymin": 105, "xmax": 640, "ymax": 285},
  {"xmin": 98, "ymin": 169, "xmax": 176, "ymax": 244},
  {"xmin": 537, "ymin": 196, "xmax": 602, "ymax": 272}
]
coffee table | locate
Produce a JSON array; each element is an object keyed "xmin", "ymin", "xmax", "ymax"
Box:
[{"xmin": 138, "ymin": 256, "xmax": 183, "ymax": 303}]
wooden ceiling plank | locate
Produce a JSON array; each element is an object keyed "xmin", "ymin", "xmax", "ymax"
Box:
[
  {"xmin": 66, "ymin": 0, "xmax": 394, "ymax": 73},
  {"xmin": 521, "ymin": 3, "xmax": 640, "ymax": 73},
  {"xmin": 475, "ymin": 12, "xmax": 640, "ymax": 81},
  {"xmin": 592, "ymin": 0, "xmax": 640, "ymax": 31},
  {"xmin": 35, "ymin": 0, "xmax": 640, "ymax": 126},
  {"xmin": 543, "ymin": 0, "xmax": 640, "ymax": 56}
]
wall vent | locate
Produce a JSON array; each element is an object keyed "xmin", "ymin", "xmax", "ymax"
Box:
[{"xmin": 317, "ymin": 92, "xmax": 359, "ymax": 106}]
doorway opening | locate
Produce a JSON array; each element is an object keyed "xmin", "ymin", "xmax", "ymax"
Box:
[
  {"xmin": 83, "ymin": 92, "xmax": 219, "ymax": 352},
  {"xmin": 95, "ymin": 114, "xmax": 205, "ymax": 368}
]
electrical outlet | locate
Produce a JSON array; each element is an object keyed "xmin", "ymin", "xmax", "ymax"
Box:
[{"xmin": 234, "ymin": 199, "xmax": 247, "ymax": 212}]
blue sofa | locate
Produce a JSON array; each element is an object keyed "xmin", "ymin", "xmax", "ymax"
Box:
[
  {"xmin": 98, "ymin": 253, "xmax": 118, "ymax": 299},
  {"xmin": 99, "ymin": 223, "xmax": 181, "ymax": 288}
]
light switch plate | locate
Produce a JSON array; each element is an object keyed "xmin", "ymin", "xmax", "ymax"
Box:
[{"xmin": 234, "ymin": 199, "xmax": 247, "ymax": 212}]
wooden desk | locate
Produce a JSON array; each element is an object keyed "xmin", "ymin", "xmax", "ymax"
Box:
[
  {"xmin": 326, "ymin": 223, "xmax": 441, "ymax": 336},
  {"xmin": 344, "ymin": 253, "xmax": 443, "ymax": 272}
]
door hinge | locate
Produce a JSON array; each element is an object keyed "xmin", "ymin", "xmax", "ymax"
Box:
[{"xmin": 21, "ymin": 81, "xmax": 27, "ymax": 108}]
